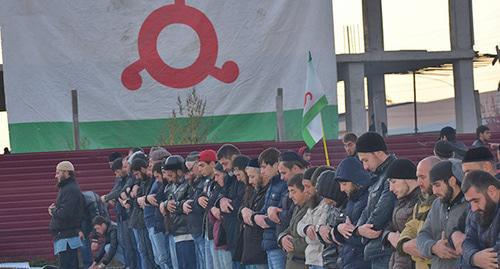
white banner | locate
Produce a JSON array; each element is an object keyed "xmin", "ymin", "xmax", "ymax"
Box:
[{"xmin": 0, "ymin": 0, "xmax": 337, "ymax": 124}]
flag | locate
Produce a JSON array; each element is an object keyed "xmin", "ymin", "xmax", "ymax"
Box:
[{"xmin": 302, "ymin": 52, "xmax": 328, "ymax": 149}]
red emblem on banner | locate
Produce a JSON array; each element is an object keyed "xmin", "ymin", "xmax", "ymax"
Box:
[{"xmin": 121, "ymin": 0, "xmax": 239, "ymax": 90}]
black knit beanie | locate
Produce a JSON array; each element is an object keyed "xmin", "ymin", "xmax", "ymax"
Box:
[
  {"xmin": 386, "ymin": 159, "xmax": 417, "ymax": 180},
  {"xmin": 463, "ymin": 147, "xmax": 494, "ymax": 163},
  {"xmin": 316, "ymin": 170, "xmax": 347, "ymax": 204},
  {"xmin": 429, "ymin": 159, "xmax": 464, "ymax": 183},
  {"xmin": 233, "ymin": 155, "xmax": 251, "ymax": 170},
  {"xmin": 247, "ymin": 158, "xmax": 260, "ymax": 169},
  {"xmin": 434, "ymin": 140, "xmax": 453, "ymax": 159},
  {"xmin": 356, "ymin": 132, "xmax": 387, "ymax": 153}
]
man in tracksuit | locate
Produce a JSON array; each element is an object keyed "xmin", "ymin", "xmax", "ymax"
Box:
[{"xmin": 354, "ymin": 132, "xmax": 397, "ymax": 269}]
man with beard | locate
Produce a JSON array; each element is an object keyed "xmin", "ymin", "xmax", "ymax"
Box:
[
  {"xmin": 329, "ymin": 157, "xmax": 372, "ymax": 269},
  {"xmin": 130, "ymin": 158, "xmax": 158, "ymax": 269},
  {"xmin": 237, "ymin": 159, "xmax": 270, "ymax": 269},
  {"xmin": 461, "ymin": 170, "xmax": 500, "ymax": 269},
  {"xmin": 49, "ymin": 161, "xmax": 84, "ymax": 269},
  {"xmin": 398, "ymin": 156, "xmax": 441, "ymax": 269},
  {"xmin": 416, "ymin": 159, "xmax": 468, "ymax": 269},
  {"xmin": 382, "ymin": 159, "xmax": 421, "ymax": 269}
]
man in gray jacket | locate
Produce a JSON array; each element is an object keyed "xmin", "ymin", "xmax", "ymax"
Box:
[{"xmin": 416, "ymin": 159, "xmax": 468, "ymax": 269}]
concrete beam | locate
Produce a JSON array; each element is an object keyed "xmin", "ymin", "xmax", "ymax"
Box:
[{"xmin": 344, "ymin": 63, "xmax": 367, "ymax": 135}]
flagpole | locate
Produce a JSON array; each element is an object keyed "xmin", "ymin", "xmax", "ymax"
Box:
[{"xmin": 320, "ymin": 115, "xmax": 331, "ymax": 166}]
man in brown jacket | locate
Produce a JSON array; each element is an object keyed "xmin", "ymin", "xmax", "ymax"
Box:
[
  {"xmin": 397, "ymin": 156, "xmax": 441, "ymax": 269},
  {"xmin": 382, "ymin": 159, "xmax": 421, "ymax": 269}
]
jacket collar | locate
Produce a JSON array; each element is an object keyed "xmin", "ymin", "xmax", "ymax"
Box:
[
  {"xmin": 446, "ymin": 191, "xmax": 465, "ymax": 209},
  {"xmin": 374, "ymin": 154, "xmax": 397, "ymax": 176},
  {"xmin": 400, "ymin": 187, "xmax": 420, "ymax": 203},
  {"xmin": 57, "ymin": 176, "xmax": 75, "ymax": 188},
  {"xmin": 350, "ymin": 186, "xmax": 368, "ymax": 201}
]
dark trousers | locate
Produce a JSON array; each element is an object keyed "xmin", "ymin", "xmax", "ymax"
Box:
[
  {"xmin": 58, "ymin": 246, "xmax": 79, "ymax": 269},
  {"xmin": 175, "ymin": 240, "xmax": 197, "ymax": 269}
]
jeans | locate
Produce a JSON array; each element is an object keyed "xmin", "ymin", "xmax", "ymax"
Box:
[
  {"xmin": 204, "ymin": 239, "xmax": 214, "ymax": 269},
  {"xmin": 167, "ymin": 234, "xmax": 179, "ymax": 269},
  {"xmin": 118, "ymin": 220, "xmax": 139, "ymax": 268},
  {"xmin": 266, "ymin": 249, "xmax": 286, "ymax": 269},
  {"xmin": 176, "ymin": 240, "xmax": 197, "ymax": 269},
  {"xmin": 209, "ymin": 239, "xmax": 220, "ymax": 268},
  {"xmin": 246, "ymin": 265, "xmax": 269, "ymax": 269},
  {"xmin": 215, "ymin": 248, "xmax": 232, "ymax": 269},
  {"xmin": 80, "ymin": 238, "xmax": 93, "ymax": 269},
  {"xmin": 147, "ymin": 227, "xmax": 173, "ymax": 269},
  {"xmin": 133, "ymin": 228, "xmax": 158, "ymax": 269},
  {"xmin": 58, "ymin": 245, "xmax": 79, "ymax": 269},
  {"xmin": 104, "ymin": 243, "xmax": 126, "ymax": 265},
  {"xmin": 193, "ymin": 234, "xmax": 205, "ymax": 269}
]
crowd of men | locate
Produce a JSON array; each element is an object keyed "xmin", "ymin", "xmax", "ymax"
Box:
[{"xmin": 48, "ymin": 125, "xmax": 500, "ymax": 269}]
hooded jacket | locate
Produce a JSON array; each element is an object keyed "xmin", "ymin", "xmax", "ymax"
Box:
[{"xmin": 332, "ymin": 156, "xmax": 372, "ymax": 269}]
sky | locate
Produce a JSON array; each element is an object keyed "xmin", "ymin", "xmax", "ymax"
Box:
[{"xmin": 1, "ymin": 0, "xmax": 500, "ymax": 150}]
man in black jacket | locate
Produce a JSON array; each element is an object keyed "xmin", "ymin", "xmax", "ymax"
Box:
[
  {"xmin": 354, "ymin": 132, "xmax": 397, "ymax": 269},
  {"xmin": 89, "ymin": 216, "xmax": 125, "ymax": 268},
  {"xmin": 48, "ymin": 161, "xmax": 84, "ymax": 269},
  {"xmin": 161, "ymin": 155, "xmax": 197, "ymax": 269}
]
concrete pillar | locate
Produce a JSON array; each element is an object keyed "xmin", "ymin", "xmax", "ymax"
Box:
[
  {"xmin": 344, "ymin": 63, "xmax": 367, "ymax": 135},
  {"xmin": 367, "ymin": 74, "xmax": 388, "ymax": 136},
  {"xmin": 449, "ymin": 0, "xmax": 477, "ymax": 132},
  {"xmin": 453, "ymin": 60, "xmax": 478, "ymax": 132},
  {"xmin": 362, "ymin": 0, "xmax": 384, "ymax": 51}
]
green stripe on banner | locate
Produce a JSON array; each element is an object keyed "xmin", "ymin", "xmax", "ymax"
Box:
[{"xmin": 9, "ymin": 105, "xmax": 338, "ymax": 153}]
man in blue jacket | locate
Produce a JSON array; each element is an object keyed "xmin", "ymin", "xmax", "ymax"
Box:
[
  {"xmin": 461, "ymin": 170, "xmax": 499, "ymax": 269},
  {"xmin": 251, "ymin": 147, "xmax": 287, "ymax": 269}
]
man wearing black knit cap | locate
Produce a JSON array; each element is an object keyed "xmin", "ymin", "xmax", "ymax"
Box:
[
  {"xmin": 439, "ymin": 126, "xmax": 468, "ymax": 160},
  {"xmin": 462, "ymin": 146, "xmax": 499, "ymax": 179},
  {"xmin": 354, "ymin": 131, "xmax": 397, "ymax": 269},
  {"xmin": 383, "ymin": 159, "xmax": 421, "ymax": 269},
  {"xmin": 416, "ymin": 159, "xmax": 467, "ymax": 269}
]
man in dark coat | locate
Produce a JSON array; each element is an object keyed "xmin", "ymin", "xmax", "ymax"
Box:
[
  {"xmin": 237, "ymin": 158, "xmax": 270, "ymax": 268},
  {"xmin": 354, "ymin": 132, "xmax": 397, "ymax": 268},
  {"xmin": 328, "ymin": 157, "xmax": 372, "ymax": 269},
  {"xmin": 382, "ymin": 159, "xmax": 421, "ymax": 269},
  {"xmin": 48, "ymin": 161, "xmax": 84, "ymax": 269},
  {"xmin": 89, "ymin": 216, "xmax": 125, "ymax": 268},
  {"xmin": 461, "ymin": 170, "xmax": 500, "ymax": 269}
]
